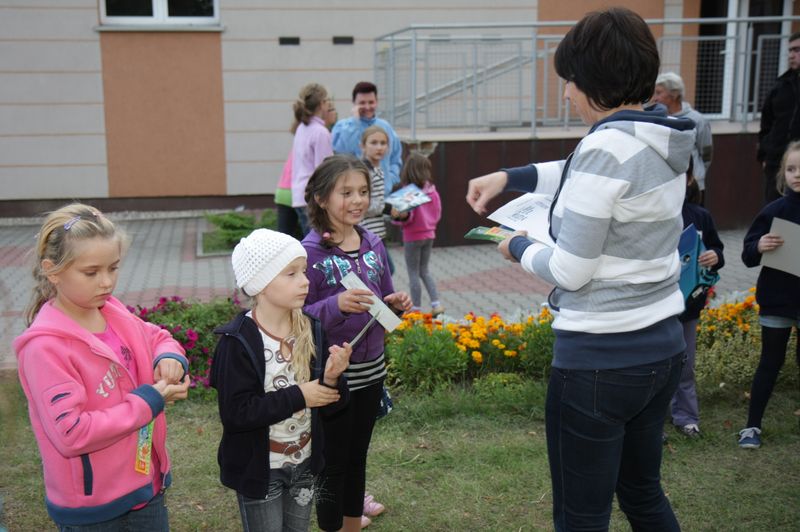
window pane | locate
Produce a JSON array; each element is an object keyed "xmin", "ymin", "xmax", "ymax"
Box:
[
  {"xmin": 106, "ymin": 0, "xmax": 153, "ymax": 16},
  {"xmin": 168, "ymin": 0, "xmax": 214, "ymax": 17}
]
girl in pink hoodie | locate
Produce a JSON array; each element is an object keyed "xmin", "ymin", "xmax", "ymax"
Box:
[
  {"xmin": 391, "ymin": 153, "xmax": 444, "ymax": 316},
  {"xmin": 13, "ymin": 203, "xmax": 190, "ymax": 529}
]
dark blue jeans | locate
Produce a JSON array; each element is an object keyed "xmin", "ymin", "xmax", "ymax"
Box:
[
  {"xmin": 546, "ymin": 353, "xmax": 683, "ymax": 532},
  {"xmin": 56, "ymin": 491, "xmax": 168, "ymax": 531}
]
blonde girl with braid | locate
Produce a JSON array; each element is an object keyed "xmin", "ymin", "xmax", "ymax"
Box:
[
  {"xmin": 291, "ymin": 83, "xmax": 334, "ymax": 236},
  {"xmin": 14, "ymin": 203, "xmax": 190, "ymax": 529},
  {"xmin": 210, "ymin": 228, "xmax": 351, "ymax": 532}
]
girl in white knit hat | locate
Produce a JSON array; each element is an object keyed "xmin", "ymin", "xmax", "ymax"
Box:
[{"xmin": 210, "ymin": 228, "xmax": 352, "ymax": 532}]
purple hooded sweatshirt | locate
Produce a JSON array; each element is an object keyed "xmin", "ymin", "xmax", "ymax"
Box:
[{"xmin": 302, "ymin": 227, "xmax": 395, "ymax": 364}]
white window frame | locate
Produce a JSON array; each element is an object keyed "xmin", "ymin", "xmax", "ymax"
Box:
[{"xmin": 100, "ymin": 0, "xmax": 220, "ymax": 26}]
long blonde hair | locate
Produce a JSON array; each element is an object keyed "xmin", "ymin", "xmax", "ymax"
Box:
[{"xmin": 25, "ymin": 203, "xmax": 126, "ymax": 325}]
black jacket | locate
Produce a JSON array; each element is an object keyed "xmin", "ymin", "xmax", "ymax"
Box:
[
  {"xmin": 758, "ymin": 69, "xmax": 800, "ymax": 166},
  {"xmin": 742, "ymin": 188, "xmax": 800, "ymax": 319},
  {"xmin": 209, "ymin": 310, "xmax": 349, "ymax": 499}
]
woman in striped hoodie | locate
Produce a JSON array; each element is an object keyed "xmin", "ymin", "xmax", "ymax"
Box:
[{"xmin": 467, "ymin": 8, "xmax": 694, "ymax": 531}]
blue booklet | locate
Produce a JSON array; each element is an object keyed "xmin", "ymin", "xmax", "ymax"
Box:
[
  {"xmin": 385, "ymin": 183, "xmax": 431, "ymax": 212},
  {"xmin": 678, "ymin": 223, "xmax": 719, "ymax": 305}
]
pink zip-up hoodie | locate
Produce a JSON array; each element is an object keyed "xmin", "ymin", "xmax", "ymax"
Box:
[
  {"xmin": 13, "ymin": 296, "xmax": 187, "ymax": 525},
  {"xmin": 393, "ymin": 182, "xmax": 442, "ymax": 242}
]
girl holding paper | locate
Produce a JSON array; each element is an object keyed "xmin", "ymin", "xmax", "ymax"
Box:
[
  {"xmin": 301, "ymin": 154, "xmax": 411, "ymax": 531},
  {"xmin": 467, "ymin": 8, "xmax": 694, "ymax": 530},
  {"xmin": 738, "ymin": 140, "xmax": 800, "ymax": 449}
]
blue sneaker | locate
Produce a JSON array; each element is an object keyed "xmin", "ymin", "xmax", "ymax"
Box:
[{"xmin": 738, "ymin": 427, "xmax": 762, "ymax": 449}]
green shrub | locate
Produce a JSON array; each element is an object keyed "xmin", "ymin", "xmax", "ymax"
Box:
[
  {"xmin": 130, "ymin": 296, "xmax": 241, "ymax": 389},
  {"xmin": 386, "ymin": 325, "xmax": 467, "ymax": 391},
  {"xmin": 205, "ymin": 209, "xmax": 278, "ymax": 248}
]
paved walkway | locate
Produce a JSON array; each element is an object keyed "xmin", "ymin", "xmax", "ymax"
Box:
[{"xmin": 0, "ymin": 214, "xmax": 758, "ymax": 371}]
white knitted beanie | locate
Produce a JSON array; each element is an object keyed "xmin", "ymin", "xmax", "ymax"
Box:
[{"xmin": 231, "ymin": 228, "xmax": 307, "ymax": 296}]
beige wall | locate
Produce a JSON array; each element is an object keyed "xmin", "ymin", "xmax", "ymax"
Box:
[
  {"xmin": 221, "ymin": 0, "xmax": 541, "ymax": 196},
  {"xmin": 101, "ymin": 32, "xmax": 226, "ymax": 197},
  {"xmin": 0, "ymin": 1, "xmax": 108, "ymax": 200}
]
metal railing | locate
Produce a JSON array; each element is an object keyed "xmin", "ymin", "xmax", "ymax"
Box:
[{"xmin": 374, "ymin": 16, "xmax": 800, "ymax": 139}]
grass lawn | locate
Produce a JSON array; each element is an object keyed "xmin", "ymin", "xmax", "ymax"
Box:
[{"xmin": 2, "ymin": 374, "xmax": 799, "ymax": 531}]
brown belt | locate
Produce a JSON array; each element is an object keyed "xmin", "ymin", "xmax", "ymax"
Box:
[{"xmin": 269, "ymin": 431, "xmax": 311, "ymax": 455}]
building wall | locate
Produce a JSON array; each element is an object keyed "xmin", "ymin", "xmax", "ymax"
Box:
[
  {"xmin": 100, "ymin": 31, "xmax": 226, "ymax": 197},
  {"xmin": 221, "ymin": 0, "xmax": 540, "ymax": 196},
  {"xmin": 0, "ymin": 1, "xmax": 107, "ymax": 200}
]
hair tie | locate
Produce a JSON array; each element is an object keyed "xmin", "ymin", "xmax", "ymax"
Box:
[{"xmin": 322, "ymin": 231, "xmax": 331, "ymax": 240}]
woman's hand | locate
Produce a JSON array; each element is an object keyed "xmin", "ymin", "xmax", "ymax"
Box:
[
  {"xmin": 299, "ymin": 381, "xmax": 341, "ymax": 408},
  {"xmin": 466, "ymin": 171, "xmax": 508, "ymax": 215},
  {"xmin": 698, "ymin": 250, "xmax": 719, "ymax": 268},
  {"xmin": 384, "ymin": 291, "xmax": 412, "ymax": 313},
  {"xmin": 338, "ymin": 288, "xmax": 374, "ymax": 313},
  {"xmin": 757, "ymin": 233, "xmax": 784, "ymax": 253},
  {"xmin": 323, "ymin": 342, "xmax": 352, "ymax": 386},
  {"xmin": 154, "ymin": 357, "xmax": 184, "ymax": 385},
  {"xmin": 498, "ymin": 230, "xmax": 528, "ymax": 262}
]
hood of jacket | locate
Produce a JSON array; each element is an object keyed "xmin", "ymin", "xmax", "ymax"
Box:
[
  {"xmin": 15, "ymin": 297, "xmax": 135, "ymax": 358},
  {"xmin": 589, "ymin": 108, "xmax": 697, "ymax": 176}
]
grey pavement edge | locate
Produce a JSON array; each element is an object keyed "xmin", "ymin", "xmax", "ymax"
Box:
[{"xmin": 0, "ymin": 214, "xmax": 758, "ymax": 371}]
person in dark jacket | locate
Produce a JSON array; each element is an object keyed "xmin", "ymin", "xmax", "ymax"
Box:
[
  {"xmin": 738, "ymin": 141, "xmax": 800, "ymax": 449},
  {"xmin": 210, "ymin": 228, "xmax": 351, "ymax": 532},
  {"xmin": 757, "ymin": 32, "xmax": 800, "ymax": 203},
  {"xmin": 672, "ymin": 159, "xmax": 725, "ymax": 438}
]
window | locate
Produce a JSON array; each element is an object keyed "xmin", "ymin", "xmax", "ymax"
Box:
[{"xmin": 101, "ymin": 0, "xmax": 219, "ymax": 26}]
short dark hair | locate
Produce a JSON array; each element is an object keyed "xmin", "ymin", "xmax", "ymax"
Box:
[
  {"xmin": 554, "ymin": 7, "xmax": 659, "ymax": 110},
  {"xmin": 790, "ymin": 31, "xmax": 800, "ymax": 42},
  {"xmin": 352, "ymin": 81, "xmax": 378, "ymax": 102}
]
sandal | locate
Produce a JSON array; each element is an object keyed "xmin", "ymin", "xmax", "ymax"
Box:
[{"xmin": 363, "ymin": 494, "xmax": 385, "ymax": 517}]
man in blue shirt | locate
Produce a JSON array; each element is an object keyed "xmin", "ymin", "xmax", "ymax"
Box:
[{"xmin": 332, "ymin": 81, "xmax": 403, "ymax": 190}]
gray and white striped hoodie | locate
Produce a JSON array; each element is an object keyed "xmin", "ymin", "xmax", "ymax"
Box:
[{"xmin": 507, "ymin": 109, "xmax": 696, "ymax": 369}]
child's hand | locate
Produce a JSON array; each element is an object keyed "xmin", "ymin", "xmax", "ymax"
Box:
[
  {"xmin": 757, "ymin": 233, "xmax": 784, "ymax": 253},
  {"xmin": 384, "ymin": 291, "xmax": 412, "ymax": 313},
  {"xmin": 154, "ymin": 357, "xmax": 184, "ymax": 385},
  {"xmin": 498, "ymin": 230, "xmax": 528, "ymax": 262},
  {"xmin": 323, "ymin": 342, "xmax": 352, "ymax": 386},
  {"xmin": 153, "ymin": 375, "xmax": 190, "ymax": 404},
  {"xmin": 698, "ymin": 250, "xmax": 719, "ymax": 268},
  {"xmin": 338, "ymin": 288, "xmax": 374, "ymax": 313},
  {"xmin": 299, "ymin": 381, "xmax": 341, "ymax": 408}
]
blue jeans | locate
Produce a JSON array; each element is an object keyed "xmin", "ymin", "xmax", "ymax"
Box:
[
  {"xmin": 546, "ymin": 353, "xmax": 683, "ymax": 531},
  {"xmin": 294, "ymin": 207, "xmax": 310, "ymax": 237},
  {"xmin": 237, "ymin": 459, "xmax": 315, "ymax": 532},
  {"xmin": 56, "ymin": 491, "xmax": 168, "ymax": 531}
]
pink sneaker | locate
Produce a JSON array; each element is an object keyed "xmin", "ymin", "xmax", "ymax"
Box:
[
  {"xmin": 360, "ymin": 515, "xmax": 372, "ymax": 528},
  {"xmin": 363, "ymin": 494, "xmax": 385, "ymax": 517}
]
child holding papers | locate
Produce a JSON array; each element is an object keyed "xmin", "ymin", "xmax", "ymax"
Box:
[
  {"xmin": 738, "ymin": 140, "xmax": 800, "ymax": 449},
  {"xmin": 672, "ymin": 160, "xmax": 724, "ymax": 439}
]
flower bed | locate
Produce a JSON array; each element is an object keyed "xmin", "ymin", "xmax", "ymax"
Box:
[{"xmin": 129, "ymin": 289, "xmax": 796, "ymax": 394}]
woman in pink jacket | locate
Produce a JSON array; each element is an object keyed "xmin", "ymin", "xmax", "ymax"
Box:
[
  {"xmin": 14, "ymin": 203, "xmax": 190, "ymax": 530},
  {"xmin": 391, "ymin": 153, "xmax": 445, "ymax": 316}
]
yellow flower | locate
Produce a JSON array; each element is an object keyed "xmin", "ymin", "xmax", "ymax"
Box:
[
  {"xmin": 504, "ymin": 350, "xmax": 517, "ymax": 357},
  {"xmin": 471, "ymin": 351, "xmax": 483, "ymax": 364}
]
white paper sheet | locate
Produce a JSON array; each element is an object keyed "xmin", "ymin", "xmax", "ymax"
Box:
[
  {"xmin": 340, "ymin": 272, "xmax": 402, "ymax": 332},
  {"xmin": 761, "ymin": 217, "xmax": 800, "ymax": 277},
  {"xmin": 487, "ymin": 193, "xmax": 556, "ymax": 247}
]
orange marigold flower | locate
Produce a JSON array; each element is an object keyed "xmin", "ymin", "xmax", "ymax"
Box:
[{"xmin": 471, "ymin": 351, "xmax": 483, "ymax": 364}]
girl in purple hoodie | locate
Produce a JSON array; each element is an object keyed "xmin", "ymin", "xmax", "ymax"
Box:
[{"xmin": 301, "ymin": 155, "xmax": 411, "ymax": 532}]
